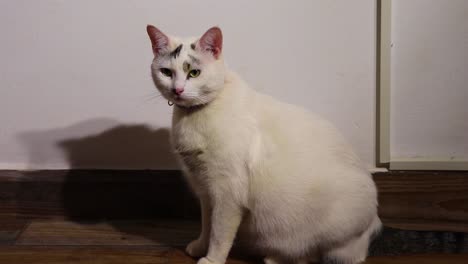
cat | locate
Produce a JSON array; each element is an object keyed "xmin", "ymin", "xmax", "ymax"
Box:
[{"xmin": 146, "ymin": 25, "xmax": 381, "ymax": 264}]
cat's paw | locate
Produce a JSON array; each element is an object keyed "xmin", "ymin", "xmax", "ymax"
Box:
[
  {"xmin": 197, "ymin": 257, "xmax": 221, "ymax": 264},
  {"xmin": 264, "ymin": 257, "xmax": 280, "ymax": 264},
  {"xmin": 186, "ymin": 238, "xmax": 208, "ymax": 258}
]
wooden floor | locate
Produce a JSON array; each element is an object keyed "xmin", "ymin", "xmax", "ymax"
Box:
[
  {"xmin": 1, "ymin": 170, "xmax": 468, "ymax": 263},
  {"xmin": 1, "ymin": 219, "xmax": 467, "ymax": 264}
]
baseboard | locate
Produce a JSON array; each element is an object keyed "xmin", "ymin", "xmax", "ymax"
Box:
[
  {"xmin": 1, "ymin": 170, "xmax": 467, "ymax": 233},
  {"xmin": 389, "ymin": 158, "xmax": 468, "ymax": 171}
]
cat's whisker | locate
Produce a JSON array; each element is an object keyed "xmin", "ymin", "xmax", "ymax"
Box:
[
  {"xmin": 181, "ymin": 93, "xmax": 199, "ymax": 96},
  {"xmin": 142, "ymin": 91, "xmax": 161, "ymax": 97},
  {"xmin": 142, "ymin": 94, "xmax": 164, "ymax": 104},
  {"xmin": 141, "ymin": 93, "xmax": 165, "ymax": 103}
]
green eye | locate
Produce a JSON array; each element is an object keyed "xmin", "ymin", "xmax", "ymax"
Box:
[
  {"xmin": 160, "ymin": 68, "xmax": 172, "ymax": 77},
  {"xmin": 188, "ymin": 69, "xmax": 201, "ymax": 78}
]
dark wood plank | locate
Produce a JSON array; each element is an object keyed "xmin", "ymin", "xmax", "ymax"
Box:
[
  {"xmin": 0, "ymin": 219, "xmax": 28, "ymax": 245},
  {"xmin": 0, "ymin": 246, "xmax": 466, "ymax": 264},
  {"xmin": 364, "ymin": 254, "xmax": 468, "ymax": 264},
  {"xmin": 382, "ymin": 218, "xmax": 468, "ymax": 233},
  {"xmin": 0, "ymin": 246, "xmax": 257, "ymax": 264},
  {"xmin": 374, "ymin": 171, "xmax": 468, "ymax": 231},
  {"xmin": 17, "ymin": 220, "xmax": 198, "ymax": 246},
  {"xmin": 0, "ymin": 172, "xmax": 19, "ymax": 219},
  {"xmin": 166, "ymin": 248, "xmax": 259, "ymax": 264},
  {"xmin": 0, "ymin": 246, "xmax": 174, "ymax": 264},
  {"xmin": 16, "ymin": 220, "xmax": 468, "ymax": 257}
]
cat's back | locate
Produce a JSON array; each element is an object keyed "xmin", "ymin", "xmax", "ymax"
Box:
[
  {"xmin": 250, "ymin": 90, "xmax": 362, "ymax": 167},
  {"xmin": 172, "ymin": 71, "xmax": 365, "ymax": 174}
]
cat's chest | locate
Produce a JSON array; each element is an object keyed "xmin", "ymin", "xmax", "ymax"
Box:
[
  {"xmin": 171, "ymin": 108, "xmax": 248, "ymax": 173},
  {"xmin": 171, "ymin": 117, "xmax": 216, "ymax": 171},
  {"xmin": 172, "ymin": 118, "xmax": 208, "ymax": 149}
]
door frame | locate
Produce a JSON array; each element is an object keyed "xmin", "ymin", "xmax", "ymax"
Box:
[{"xmin": 376, "ymin": 0, "xmax": 468, "ymax": 170}]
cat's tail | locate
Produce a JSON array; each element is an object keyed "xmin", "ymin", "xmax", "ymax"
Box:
[
  {"xmin": 369, "ymin": 215, "xmax": 383, "ymax": 239},
  {"xmin": 324, "ymin": 216, "xmax": 382, "ymax": 263}
]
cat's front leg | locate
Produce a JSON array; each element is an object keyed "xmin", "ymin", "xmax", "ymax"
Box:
[
  {"xmin": 186, "ymin": 194, "xmax": 212, "ymax": 257},
  {"xmin": 197, "ymin": 197, "xmax": 243, "ymax": 264}
]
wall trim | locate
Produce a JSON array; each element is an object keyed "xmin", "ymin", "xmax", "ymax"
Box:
[
  {"xmin": 376, "ymin": 0, "xmax": 392, "ymax": 166},
  {"xmin": 390, "ymin": 158, "xmax": 468, "ymax": 171}
]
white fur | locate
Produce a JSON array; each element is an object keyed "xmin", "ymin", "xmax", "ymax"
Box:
[{"xmin": 148, "ymin": 27, "xmax": 381, "ymax": 264}]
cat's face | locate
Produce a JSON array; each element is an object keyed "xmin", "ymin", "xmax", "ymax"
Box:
[{"xmin": 147, "ymin": 26, "xmax": 225, "ymax": 108}]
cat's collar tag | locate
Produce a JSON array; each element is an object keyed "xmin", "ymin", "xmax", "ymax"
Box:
[{"xmin": 168, "ymin": 100, "xmax": 174, "ymax": 106}]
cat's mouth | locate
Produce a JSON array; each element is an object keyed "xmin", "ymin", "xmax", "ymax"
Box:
[
  {"xmin": 170, "ymin": 95, "xmax": 207, "ymax": 109},
  {"xmin": 171, "ymin": 94, "xmax": 193, "ymax": 107},
  {"xmin": 173, "ymin": 95, "xmax": 185, "ymax": 102}
]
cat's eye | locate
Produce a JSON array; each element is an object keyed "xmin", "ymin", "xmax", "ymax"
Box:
[
  {"xmin": 160, "ymin": 68, "xmax": 172, "ymax": 77},
  {"xmin": 188, "ymin": 69, "xmax": 201, "ymax": 78}
]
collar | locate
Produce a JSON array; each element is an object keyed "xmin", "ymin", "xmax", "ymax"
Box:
[{"xmin": 169, "ymin": 100, "xmax": 207, "ymax": 112}]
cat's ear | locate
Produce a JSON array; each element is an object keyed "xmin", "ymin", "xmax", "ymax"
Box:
[
  {"xmin": 146, "ymin": 25, "xmax": 169, "ymax": 56},
  {"xmin": 199, "ymin": 27, "xmax": 223, "ymax": 59}
]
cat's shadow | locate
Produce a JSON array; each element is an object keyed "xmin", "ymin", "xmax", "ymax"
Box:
[{"xmin": 17, "ymin": 118, "xmax": 201, "ymax": 249}]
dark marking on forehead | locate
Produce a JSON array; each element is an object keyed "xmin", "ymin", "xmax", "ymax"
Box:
[
  {"xmin": 188, "ymin": 54, "xmax": 200, "ymax": 64},
  {"xmin": 183, "ymin": 61, "xmax": 191, "ymax": 73},
  {"xmin": 170, "ymin": 44, "xmax": 183, "ymax": 59},
  {"xmin": 190, "ymin": 43, "xmax": 196, "ymax": 50}
]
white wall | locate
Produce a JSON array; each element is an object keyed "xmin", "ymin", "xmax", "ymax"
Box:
[
  {"xmin": 391, "ymin": 0, "xmax": 468, "ymax": 160},
  {"xmin": 0, "ymin": 0, "xmax": 377, "ymax": 170}
]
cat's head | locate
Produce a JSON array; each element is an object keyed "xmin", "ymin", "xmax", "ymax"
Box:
[{"xmin": 146, "ymin": 26, "xmax": 225, "ymax": 108}]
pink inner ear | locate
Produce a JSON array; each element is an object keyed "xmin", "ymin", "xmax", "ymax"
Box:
[
  {"xmin": 146, "ymin": 25, "xmax": 169, "ymax": 55},
  {"xmin": 199, "ymin": 27, "xmax": 223, "ymax": 59}
]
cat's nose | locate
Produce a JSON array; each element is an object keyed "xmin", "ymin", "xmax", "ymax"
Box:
[{"xmin": 172, "ymin": 87, "xmax": 184, "ymax": 95}]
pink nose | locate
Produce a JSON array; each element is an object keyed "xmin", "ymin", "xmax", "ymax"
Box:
[{"xmin": 172, "ymin": 87, "xmax": 184, "ymax": 95}]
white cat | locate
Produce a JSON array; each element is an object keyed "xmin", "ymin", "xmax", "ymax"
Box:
[{"xmin": 146, "ymin": 25, "xmax": 381, "ymax": 264}]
